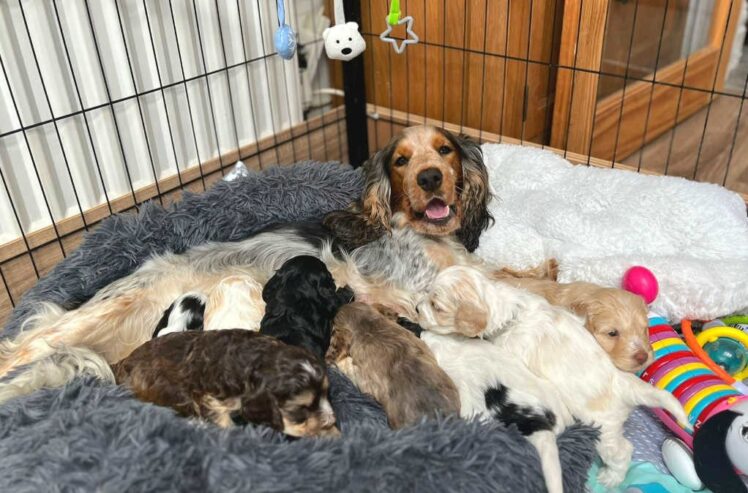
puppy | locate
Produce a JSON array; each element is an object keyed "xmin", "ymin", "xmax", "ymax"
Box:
[
  {"xmin": 113, "ymin": 329, "xmax": 339, "ymax": 437},
  {"xmin": 326, "ymin": 302, "xmax": 459, "ymax": 428},
  {"xmin": 153, "ymin": 292, "xmax": 206, "ymax": 338},
  {"xmin": 260, "ymin": 256, "xmax": 353, "ymax": 360},
  {"xmin": 496, "ymin": 277, "xmax": 652, "ymax": 372},
  {"xmin": 416, "ymin": 266, "xmax": 688, "ymax": 492}
]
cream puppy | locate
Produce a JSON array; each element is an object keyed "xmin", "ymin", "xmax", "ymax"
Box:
[{"xmin": 416, "ymin": 266, "xmax": 688, "ymax": 492}]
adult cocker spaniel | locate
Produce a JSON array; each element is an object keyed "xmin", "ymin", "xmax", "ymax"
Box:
[
  {"xmin": 0, "ymin": 126, "xmax": 497, "ymax": 389},
  {"xmin": 324, "ymin": 125, "xmax": 493, "ymax": 252}
]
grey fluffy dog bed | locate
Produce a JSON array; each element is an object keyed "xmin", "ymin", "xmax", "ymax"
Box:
[{"xmin": 0, "ymin": 162, "xmax": 599, "ymax": 492}]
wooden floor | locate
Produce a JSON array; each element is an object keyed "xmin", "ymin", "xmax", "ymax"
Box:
[{"xmin": 623, "ymin": 51, "xmax": 748, "ymax": 196}]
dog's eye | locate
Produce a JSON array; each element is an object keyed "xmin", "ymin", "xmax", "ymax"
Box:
[
  {"xmin": 438, "ymin": 145, "xmax": 452, "ymax": 155},
  {"xmin": 607, "ymin": 329, "xmax": 619, "ymax": 337},
  {"xmin": 394, "ymin": 156, "xmax": 409, "ymax": 167},
  {"xmin": 348, "ymin": 37, "xmax": 352, "ymax": 41}
]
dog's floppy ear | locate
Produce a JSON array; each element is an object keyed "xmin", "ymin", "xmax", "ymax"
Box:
[
  {"xmin": 360, "ymin": 142, "xmax": 396, "ymax": 231},
  {"xmin": 240, "ymin": 388, "xmax": 285, "ymax": 432},
  {"xmin": 325, "ymin": 322, "xmax": 353, "ymax": 364},
  {"xmin": 448, "ymin": 134, "xmax": 493, "ymax": 252},
  {"xmin": 455, "ymin": 301, "xmax": 488, "ymax": 338},
  {"xmin": 335, "ymin": 285, "xmax": 355, "ymax": 306},
  {"xmin": 325, "ymin": 139, "xmax": 398, "ymax": 248},
  {"xmin": 262, "ymin": 270, "xmax": 286, "ymax": 303}
]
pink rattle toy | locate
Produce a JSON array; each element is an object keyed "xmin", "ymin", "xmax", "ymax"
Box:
[{"xmin": 622, "ymin": 266, "xmax": 659, "ymax": 304}]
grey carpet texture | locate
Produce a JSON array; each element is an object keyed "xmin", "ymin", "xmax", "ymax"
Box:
[{"xmin": 0, "ymin": 162, "xmax": 599, "ymax": 492}]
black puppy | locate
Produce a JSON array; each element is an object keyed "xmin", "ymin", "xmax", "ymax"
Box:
[{"xmin": 260, "ymin": 256, "xmax": 354, "ymax": 360}]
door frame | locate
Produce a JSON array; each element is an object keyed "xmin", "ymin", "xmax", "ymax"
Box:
[{"xmin": 550, "ymin": 0, "xmax": 743, "ymax": 161}]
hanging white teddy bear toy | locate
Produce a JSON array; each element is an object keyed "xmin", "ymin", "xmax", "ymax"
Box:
[{"xmin": 323, "ymin": 0, "xmax": 366, "ymax": 61}]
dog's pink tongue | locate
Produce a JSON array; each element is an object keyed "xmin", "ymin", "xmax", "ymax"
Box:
[{"xmin": 425, "ymin": 201, "xmax": 450, "ymax": 220}]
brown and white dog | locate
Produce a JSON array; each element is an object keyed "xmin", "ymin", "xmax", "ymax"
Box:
[
  {"xmin": 0, "ymin": 126, "xmax": 574, "ymax": 403},
  {"xmin": 415, "ymin": 266, "xmax": 687, "ymax": 492},
  {"xmin": 324, "ymin": 125, "xmax": 493, "ymax": 252},
  {"xmin": 0, "ymin": 328, "xmax": 340, "ymax": 437},
  {"xmin": 114, "ymin": 329, "xmax": 339, "ymax": 436},
  {"xmin": 326, "ymin": 302, "xmax": 459, "ymax": 428},
  {"xmin": 0, "ymin": 126, "xmax": 496, "ymax": 381}
]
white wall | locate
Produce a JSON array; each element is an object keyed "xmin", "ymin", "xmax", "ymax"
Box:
[{"xmin": 0, "ymin": 0, "xmax": 312, "ymax": 243}]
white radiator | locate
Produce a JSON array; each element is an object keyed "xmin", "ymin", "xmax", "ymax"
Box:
[{"xmin": 0, "ymin": 0, "xmax": 308, "ymax": 244}]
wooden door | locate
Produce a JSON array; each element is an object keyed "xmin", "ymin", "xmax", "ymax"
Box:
[{"xmin": 551, "ymin": 0, "xmax": 743, "ymax": 162}]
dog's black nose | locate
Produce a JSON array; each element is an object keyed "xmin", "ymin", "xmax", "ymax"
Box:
[
  {"xmin": 341, "ymin": 47, "xmax": 352, "ymax": 55},
  {"xmin": 417, "ymin": 168, "xmax": 443, "ymax": 192}
]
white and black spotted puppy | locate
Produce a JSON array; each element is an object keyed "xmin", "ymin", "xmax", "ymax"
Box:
[
  {"xmin": 420, "ymin": 332, "xmax": 570, "ymax": 493},
  {"xmin": 152, "ymin": 275, "xmax": 266, "ymax": 338},
  {"xmin": 414, "ymin": 266, "xmax": 689, "ymax": 493},
  {"xmin": 153, "ymin": 293, "xmax": 207, "ymax": 338}
]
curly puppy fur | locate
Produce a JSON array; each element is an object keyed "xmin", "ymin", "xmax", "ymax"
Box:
[
  {"xmin": 326, "ymin": 302, "xmax": 459, "ymax": 428},
  {"xmin": 0, "ymin": 328, "xmax": 341, "ymax": 439},
  {"xmin": 416, "ymin": 266, "xmax": 688, "ymax": 492},
  {"xmin": 259, "ymin": 256, "xmax": 354, "ymax": 361},
  {"xmin": 324, "ymin": 125, "xmax": 493, "ymax": 252},
  {"xmin": 113, "ymin": 329, "xmax": 339, "ymax": 437},
  {"xmin": 495, "ymin": 277, "xmax": 652, "ymax": 373}
]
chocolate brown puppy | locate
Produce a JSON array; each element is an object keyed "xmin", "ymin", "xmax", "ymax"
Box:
[{"xmin": 114, "ymin": 329, "xmax": 339, "ymax": 437}]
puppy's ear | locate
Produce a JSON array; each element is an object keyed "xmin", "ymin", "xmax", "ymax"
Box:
[
  {"xmin": 241, "ymin": 388, "xmax": 284, "ymax": 432},
  {"xmin": 455, "ymin": 301, "xmax": 488, "ymax": 337},
  {"xmin": 326, "ymin": 324, "xmax": 352, "ymax": 363},
  {"xmin": 568, "ymin": 299, "xmax": 587, "ymax": 316},
  {"xmin": 261, "ymin": 272, "xmax": 284, "ymax": 303},
  {"xmin": 360, "ymin": 143, "xmax": 395, "ymax": 231},
  {"xmin": 449, "ymin": 134, "xmax": 493, "ymax": 252},
  {"xmin": 335, "ymin": 285, "xmax": 355, "ymax": 306},
  {"xmin": 569, "ymin": 298, "xmax": 603, "ymax": 334}
]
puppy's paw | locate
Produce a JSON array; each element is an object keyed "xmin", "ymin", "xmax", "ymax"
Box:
[
  {"xmin": 596, "ymin": 465, "xmax": 626, "ymax": 488},
  {"xmin": 661, "ymin": 392, "xmax": 690, "ymax": 430}
]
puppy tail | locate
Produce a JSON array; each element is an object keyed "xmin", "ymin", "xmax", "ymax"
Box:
[
  {"xmin": 619, "ymin": 373, "xmax": 691, "ymax": 430},
  {"xmin": 527, "ymin": 430, "xmax": 564, "ymax": 493},
  {"xmin": 0, "ymin": 344, "xmax": 114, "ymax": 405}
]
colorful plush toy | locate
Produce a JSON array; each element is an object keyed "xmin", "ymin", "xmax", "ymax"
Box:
[{"xmin": 639, "ymin": 318, "xmax": 748, "ymax": 493}]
